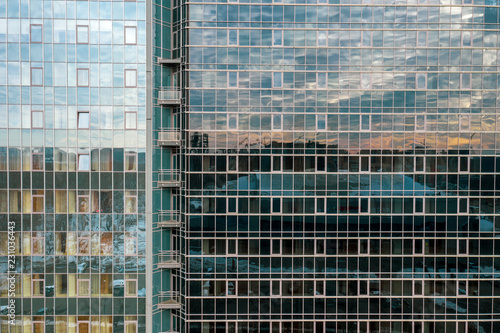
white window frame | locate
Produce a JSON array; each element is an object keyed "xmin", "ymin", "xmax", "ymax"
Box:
[
  {"xmin": 316, "ymin": 114, "xmax": 326, "ymax": 131},
  {"xmin": 413, "ymin": 238, "xmax": 423, "ymax": 254},
  {"xmin": 360, "ymin": 73, "xmax": 372, "ymax": 89},
  {"xmin": 416, "ymin": 73, "xmax": 427, "ymax": 89},
  {"xmin": 359, "ymin": 197, "xmax": 370, "ymax": 214},
  {"xmin": 77, "ymin": 192, "xmax": 90, "ymax": 213},
  {"xmin": 77, "ymin": 320, "xmax": 91, "ymax": 333},
  {"xmin": 30, "ymin": 24, "xmax": 43, "ymax": 43},
  {"xmin": 271, "ymin": 280, "xmax": 281, "ymax": 296},
  {"xmin": 316, "ymin": 197, "xmax": 325, "ymax": 214},
  {"xmin": 228, "ymin": 29, "xmax": 238, "ymax": 45},
  {"xmin": 459, "ymin": 115, "xmax": 470, "ymax": 131},
  {"xmin": 227, "ymin": 239, "xmax": 237, "ymax": 255},
  {"xmin": 358, "ymin": 280, "xmax": 368, "ymax": 296},
  {"xmin": 125, "ymin": 192, "xmax": 138, "ymax": 213},
  {"xmin": 413, "ymin": 280, "xmax": 424, "ymax": 296},
  {"xmin": 77, "ymin": 68, "xmax": 89, "ymax": 87},
  {"xmin": 458, "ymin": 239, "xmax": 468, "ymax": 256},
  {"xmin": 227, "ymin": 197, "xmax": 238, "ymax": 214},
  {"xmin": 273, "ymin": 30, "xmax": 283, "ymax": 46},
  {"xmin": 361, "ymin": 30, "xmax": 372, "ymax": 47},
  {"xmin": 414, "ymin": 197, "xmax": 424, "ymax": 214},
  {"xmin": 317, "ymin": 31, "xmax": 327, "ymax": 46},
  {"xmin": 315, "ymin": 280, "xmax": 325, "ymax": 296},
  {"xmin": 32, "ymin": 320, "xmax": 45, "ymax": 332},
  {"xmin": 31, "ymin": 67, "xmax": 43, "ymax": 86},
  {"xmin": 32, "ymin": 191, "xmax": 44, "ymax": 213},
  {"xmin": 124, "ymin": 26, "xmax": 137, "ymax": 45},
  {"xmin": 76, "ymin": 25, "xmax": 89, "ymax": 44},
  {"xmin": 457, "ymin": 282, "xmax": 468, "ymax": 297},
  {"xmin": 77, "ymin": 278, "xmax": 91, "ymax": 297},
  {"xmin": 124, "ymin": 69, "xmax": 137, "ymax": 88},
  {"xmin": 272, "ymin": 197, "xmax": 281, "ymax": 214},
  {"xmin": 77, "ymin": 111, "xmax": 90, "ymax": 129},
  {"xmin": 360, "ymin": 114, "xmax": 371, "ymax": 131},
  {"xmin": 78, "ymin": 154, "xmax": 90, "ymax": 171},
  {"xmin": 458, "ymin": 198, "xmax": 469, "ymax": 215},
  {"xmin": 414, "ymin": 156, "xmax": 425, "ymax": 173},
  {"xmin": 124, "ymin": 278, "xmax": 138, "ymax": 297},
  {"xmin": 315, "ymin": 239, "xmax": 324, "ymax": 254},
  {"xmin": 272, "ymin": 72, "xmax": 283, "ymax": 88},
  {"xmin": 272, "ymin": 114, "xmax": 282, "ymax": 131},
  {"xmin": 32, "ymin": 234, "xmax": 44, "ymax": 255},
  {"xmin": 124, "ymin": 321, "xmax": 138, "ymax": 333},
  {"xmin": 125, "ymin": 152, "xmax": 137, "ymax": 172},
  {"xmin": 415, "ymin": 115, "xmax": 426, "ymax": 131},
  {"xmin": 32, "ymin": 274, "xmax": 45, "ymax": 297},
  {"xmin": 125, "ymin": 111, "xmax": 137, "ymax": 130},
  {"xmin": 227, "ymin": 280, "xmax": 237, "ymax": 297}
]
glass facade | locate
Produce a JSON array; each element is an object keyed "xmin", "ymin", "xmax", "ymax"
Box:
[
  {"xmin": 0, "ymin": 0, "xmax": 148, "ymax": 331},
  {"xmin": 180, "ymin": 0, "xmax": 500, "ymax": 332}
]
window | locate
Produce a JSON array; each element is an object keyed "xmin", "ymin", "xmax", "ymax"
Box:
[
  {"xmin": 228, "ymin": 30, "xmax": 238, "ymax": 45},
  {"xmin": 31, "ymin": 67, "xmax": 43, "ymax": 86},
  {"xmin": 125, "ymin": 276, "xmax": 138, "ymax": 297},
  {"xmin": 315, "ymin": 281, "xmax": 325, "ymax": 296},
  {"xmin": 32, "ymin": 274, "xmax": 44, "ymax": 297},
  {"xmin": 272, "ymin": 114, "xmax": 281, "ymax": 130},
  {"xmin": 272, "ymin": 72, "xmax": 282, "ymax": 88},
  {"xmin": 459, "ymin": 198, "xmax": 468, "ymax": 214},
  {"xmin": 78, "ymin": 233, "xmax": 90, "ymax": 255},
  {"xmin": 78, "ymin": 154, "xmax": 90, "ymax": 171},
  {"xmin": 125, "ymin": 111, "xmax": 137, "ymax": 129},
  {"xmin": 458, "ymin": 239, "xmax": 468, "ymax": 255},
  {"xmin": 31, "ymin": 110, "xmax": 43, "ymax": 128},
  {"xmin": 78, "ymin": 278, "xmax": 90, "ymax": 296},
  {"xmin": 273, "ymin": 30, "xmax": 283, "ymax": 46},
  {"xmin": 77, "ymin": 68, "xmax": 89, "ymax": 86},
  {"xmin": 361, "ymin": 73, "xmax": 371, "ymax": 89},
  {"xmin": 30, "ymin": 24, "xmax": 43, "ymax": 43},
  {"xmin": 317, "ymin": 31, "xmax": 327, "ymax": 46},
  {"xmin": 362, "ymin": 30, "xmax": 371, "ymax": 46},
  {"xmin": 317, "ymin": 114, "xmax": 326, "ymax": 130},
  {"xmin": 78, "ymin": 111, "xmax": 90, "ymax": 129},
  {"xmin": 77, "ymin": 320, "xmax": 90, "ymax": 333},
  {"xmin": 124, "ymin": 319, "xmax": 138, "ymax": 333},
  {"xmin": 76, "ymin": 25, "xmax": 89, "ymax": 44},
  {"xmin": 77, "ymin": 191, "xmax": 90, "ymax": 213},
  {"xmin": 32, "ymin": 190, "xmax": 44, "ymax": 213},
  {"xmin": 462, "ymin": 31, "xmax": 472, "ymax": 47},
  {"xmin": 32, "ymin": 232, "xmax": 44, "ymax": 255},
  {"xmin": 416, "ymin": 73, "xmax": 426, "ymax": 89},
  {"xmin": 317, "ymin": 73, "xmax": 327, "ymax": 89},
  {"xmin": 33, "ymin": 319, "xmax": 44, "ymax": 333},
  {"xmin": 124, "ymin": 26, "xmax": 137, "ymax": 44},
  {"xmin": 125, "ymin": 152, "xmax": 137, "ymax": 171},
  {"xmin": 228, "ymin": 72, "xmax": 238, "ymax": 88},
  {"xmin": 361, "ymin": 115, "xmax": 370, "ymax": 131},
  {"xmin": 461, "ymin": 73, "xmax": 471, "ymax": 89},
  {"xmin": 417, "ymin": 31, "xmax": 427, "ymax": 47},
  {"xmin": 125, "ymin": 191, "xmax": 137, "ymax": 213},
  {"xmin": 32, "ymin": 150, "xmax": 44, "ymax": 170},
  {"xmin": 125, "ymin": 69, "xmax": 137, "ymax": 87},
  {"xmin": 125, "ymin": 232, "xmax": 137, "ymax": 255}
]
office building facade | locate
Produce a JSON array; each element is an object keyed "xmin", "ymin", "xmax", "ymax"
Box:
[{"xmin": 2, "ymin": 0, "xmax": 500, "ymax": 332}]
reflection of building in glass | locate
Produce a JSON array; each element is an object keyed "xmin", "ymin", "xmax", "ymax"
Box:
[
  {"xmin": 158, "ymin": 1, "xmax": 500, "ymax": 332},
  {"xmin": 0, "ymin": 0, "xmax": 147, "ymax": 331}
]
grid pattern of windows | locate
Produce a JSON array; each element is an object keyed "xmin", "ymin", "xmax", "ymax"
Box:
[
  {"xmin": 0, "ymin": 0, "xmax": 147, "ymax": 331},
  {"xmin": 180, "ymin": 1, "xmax": 500, "ymax": 332}
]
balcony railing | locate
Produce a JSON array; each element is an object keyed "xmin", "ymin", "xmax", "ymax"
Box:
[
  {"xmin": 158, "ymin": 250, "xmax": 181, "ymax": 269},
  {"xmin": 158, "ymin": 170, "xmax": 181, "ymax": 188},
  {"xmin": 158, "ymin": 130, "xmax": 181, "ymax": 147},
  {"xmin": 158, "ymin": 210, "xmax": 181, "ymax": 228},
  {"xmin": 158, "ymin": 88, "xmax": 181, "ymax": 105},
  {"xmin": 158, "ymin": 57, "xmax": 182, "ymax": 66},
  {"xmin": 158, "ymin": 291, "xmax": 182, "ymax": 310}
]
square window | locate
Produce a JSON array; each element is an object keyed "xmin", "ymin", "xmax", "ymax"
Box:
[
  {"xmin": 77, "ymin": 68, "xmax": 89, "ymax": 86},
  {"xmin": 125, "ymin": 112, "xmax": 137, "ymax": 129},
  {"xmin": 78, "ymin": 154, "xmax": 90, "ymax": 171},
  {"xmin": 125, "ymin": 69, "xmax": 137, "ymax": 87},
  {"xmin": 125, "ymin": 26, "xmax": 137, "ymax": 44},
  {"xmin": 30, "ymin": 25, "xmax": 42, "ymax": 43},
  {"xmin": 78, "ymin": 111, "xmax": 90, "ymax": 129},
  {"xmin": 31, "ymin": 111, "xmax": 43, "ymax": 128},
  {"xmin": 31, "ymin": 68, "xmax": 43, "ymax": 86},
  {"xmin": 76, "ymin": 25, "xmax": 89, "ymax": 44}
]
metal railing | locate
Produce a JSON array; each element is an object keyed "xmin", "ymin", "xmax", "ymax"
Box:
[
  {"xmin": 158, "ymin": 170, "xmax": 181, "ymax": 187},
  {"xmin": 158, "ymin": 291, "xmax": 182, "ymax": 309},
  {"xmin": 158, "ymin": 130, "xmax": 181, "ymax": 146},
  {"xmin": 158, "ymin": 210, "xmax": 181, "ymax": 227},
  {"xmin": 158, "ymin": 88, "xmax": 181, "ymax": 104},
  {"xmin": 158, "ymin": 250, "xmax": 181, "ymax": 268}
]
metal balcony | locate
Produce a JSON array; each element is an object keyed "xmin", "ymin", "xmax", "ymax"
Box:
[
  {"xmin": 158, "ymin": 58, "xmax": 182, "ymax": 66},
  {"xmin": 158, "ymin": 88, "xmax": 181, "ymax": 106},
  {"xmin": 158, "ymin": 170, "xmax": 181, "ymax": 188},
  {"xmin": 158, "ymin": 250, "xmax": 181, "ymax": 269},
  {"xmin": 158, "ymin": 291, "xmax": 182, "ymax": 310},
  {"xmin": 158, "ymin": 211, "xmax": 181, "ymax": 228},
  {"xmin": 158, "ymin": 130, "xmax": 181, "ymax": 147}
]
